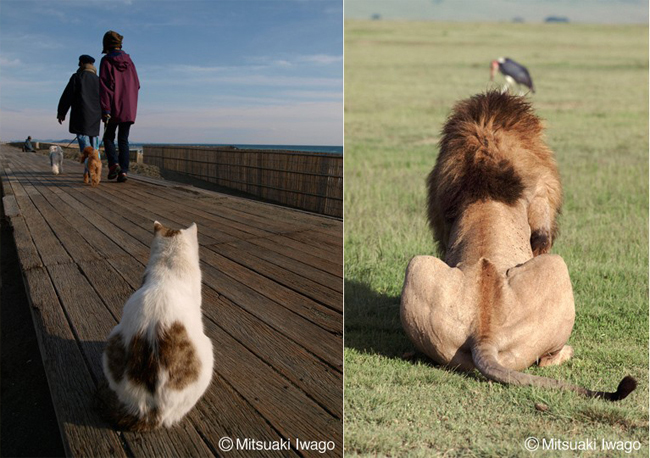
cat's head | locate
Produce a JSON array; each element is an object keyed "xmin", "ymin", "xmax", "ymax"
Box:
[{"xmin": 151, "ymin": 221, "xmax": 200, "ymax": 264}]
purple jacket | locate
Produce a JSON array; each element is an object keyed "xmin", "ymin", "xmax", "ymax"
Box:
[{"xmin": 99, "ymin": 51, "xmax": 140, "ymax": 123}]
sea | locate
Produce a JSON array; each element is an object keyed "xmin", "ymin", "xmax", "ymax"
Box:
[
  {"xmin": 137, "ymin": 143, "xmax": 343, "ymax": 155},
  {"xmin": 44, "ymin": 139, "xmax": 342, "ymax": 155}
]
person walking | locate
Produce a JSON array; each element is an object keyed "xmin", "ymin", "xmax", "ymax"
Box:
[
  {"xmin": 57, "ymin": 54, "xmax": 101, "ymax": 153},
  {"xmin": 99, "ymin": 30, "xmax": 140, "ymax": 183}
]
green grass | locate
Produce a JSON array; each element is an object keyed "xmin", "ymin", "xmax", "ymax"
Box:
[{"xmin": 344, "ymin": 21, "xmax": 648, "ymax": 457}]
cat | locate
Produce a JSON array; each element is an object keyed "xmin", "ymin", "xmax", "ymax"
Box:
[{"xmin": 100, "ymin": 221, "xmax": 214, "ymax": 431}]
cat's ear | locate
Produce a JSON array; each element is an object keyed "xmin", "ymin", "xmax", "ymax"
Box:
[
  {"xmin": 186, "ymin": 222, "xmax": 198, "ymax": 236},
  {"xmin": 154, "ymin": 221, "xmax": 164, "ymax": 234}
]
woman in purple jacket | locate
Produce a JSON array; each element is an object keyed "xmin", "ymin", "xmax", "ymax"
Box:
[{"xmin": 99, "ymin": 30, "xmax": 140, "ymax": 183}]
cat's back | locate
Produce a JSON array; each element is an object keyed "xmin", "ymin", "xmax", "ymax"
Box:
[
  {"xmin": 103, "ymin": 315, "xmax": 213, "ymax": 430},
  {"xmin": 100, "ymin": 221, "xmax": 213, "ymax": 431}
]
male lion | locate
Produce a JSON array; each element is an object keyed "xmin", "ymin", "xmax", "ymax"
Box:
[{"xmin": 400, "ymin": 91, "xmax": 635, "ymax": 401}]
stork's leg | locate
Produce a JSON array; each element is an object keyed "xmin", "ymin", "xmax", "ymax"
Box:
[{"xmin": 503, "ymin": 75, "xmax": 516, "ymax": 94}]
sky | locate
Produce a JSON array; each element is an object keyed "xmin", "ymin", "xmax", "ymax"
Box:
[
  {"xmin": 345, "ymin": 0, "xmax": 649, "ymax": 23},
  {"xmin": 0, "ymin": 0, "xmax": 343, "ymax": 145}
]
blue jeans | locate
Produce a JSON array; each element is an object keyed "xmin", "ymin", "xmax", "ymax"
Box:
[
  {"xmin": 78, "ymin": 135, "xmax": 100, "ymax": 158},
  {"xmin": 104, "ymin": 122, "xmax": 131, "ymax": 173}
]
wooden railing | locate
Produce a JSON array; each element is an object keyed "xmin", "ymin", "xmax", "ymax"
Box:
[{"xmin": 143, "ymin": 145, "xmax": 343, "ymax": 218}]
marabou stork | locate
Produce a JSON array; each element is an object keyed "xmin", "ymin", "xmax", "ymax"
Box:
[{"xmin": 490, "ymin": 57, "xmax": 535, "ymax": 95}]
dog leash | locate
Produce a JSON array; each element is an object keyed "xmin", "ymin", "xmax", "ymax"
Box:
[{"xmin": 64, "ymin": 135, "xmax": 78, "ymax": 148}]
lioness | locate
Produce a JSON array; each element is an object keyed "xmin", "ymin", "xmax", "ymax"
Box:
[{"xmin": 400, "ymin": 91, "xmax": 636, "ymax": 401}]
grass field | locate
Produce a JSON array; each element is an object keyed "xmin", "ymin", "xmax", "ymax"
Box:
[{"xmin": 344, "ymin": 21, "xmax": 648, "ymax": 457}]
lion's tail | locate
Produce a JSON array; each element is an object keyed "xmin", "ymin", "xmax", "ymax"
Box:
[{"xmin": 471, "ymin": 341, "xmax": 636, "ymax": 401}]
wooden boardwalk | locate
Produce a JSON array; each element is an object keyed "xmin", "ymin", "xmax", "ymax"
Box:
[{"xmin": 0, "ymin": 144, "xmax": 342, "ymax": 457}]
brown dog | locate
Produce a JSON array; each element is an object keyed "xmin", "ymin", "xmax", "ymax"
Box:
[
  {"xmin": 80, "ymin": 146, "xmax": 102, "ymax": 187},
  {"xmin": 401, "ymin": 91, "xmax": 636, "ymax": 401}
]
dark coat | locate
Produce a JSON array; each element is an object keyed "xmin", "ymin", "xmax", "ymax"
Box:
[
  {"xmin": 99, "ymin": 51, "xmax": 140, "ymax": 124},
  {"xmin": 57, "ymin": 66, "xmax": 101, "ymax": 137}
]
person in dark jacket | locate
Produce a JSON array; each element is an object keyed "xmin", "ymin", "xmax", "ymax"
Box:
[
  {"xmin": 99, "ymin": 30, "xmax": 140, "ymax": 183},
  {"xmin": 57, "ymin": 54, "xmax": 101, "ymax": 152},
  {"xmin": 23, "ymin": 136, "xmax": 35, "ymax": 152}
]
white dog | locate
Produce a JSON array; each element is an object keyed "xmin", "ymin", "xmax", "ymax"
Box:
[{"xmin": 49, "ymin": 145, "xmax": 64, "ymax": 175}]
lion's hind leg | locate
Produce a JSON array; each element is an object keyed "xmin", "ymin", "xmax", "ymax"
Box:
[
  {"xmin": 401, "ymin": 256, "xmax": 473, "ymax": 370},
  {"xmin": 505, "ymin": 254, "xmax": 575, "ymax": 368},
  {"xmin": 538, "ymin": 345, "xmax": 574, "ymax": 367}
]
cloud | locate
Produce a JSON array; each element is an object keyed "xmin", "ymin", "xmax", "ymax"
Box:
[
  {"xmin": 0, "ymin": 108, "xmax": 62, "ymax": 142},
  {"xmin": 295, "ymin": 54, "xmax": 343, "ymax": 65},
  {"xmin": 246, "ymin": 54, "xmax": 343, "ymax": 67},
  {"xmin": 0, "ymin": 57, "xmax": 22, "ymax": 68},
  {"xmin": 2, "ymin": 33, "xmax": 65, "ymax": 50},
  {"xmin": 279, "ymin": 90, "xmax": 342, "ymax": 100},
  {"xmin": 34, "ymin": 8, "xmax": 81, "ymax": 24},
  {"xmin": 1, "ymin": 101, "xmax": 343, "ymax": 145},
  {"xmin": 133, "ymin": 101, "xmax": 342, "ymax": 144},
  {"xmin": 0, "ymin": 77, "xmax": 57, "ymax": 91}
]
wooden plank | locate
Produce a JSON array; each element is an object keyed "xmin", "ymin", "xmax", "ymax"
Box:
[
  {"xmin": 80, "ymin": 185, "xmax": 224, "ymax": 246},
  {"xmin": 216, "ymin": 192, "xmax": 342, "ymax": 228},
  {"xmin": 133, "ymin": 186, "xmax": 278, "ymax": 239},
  {"xmin": 1, "ymin": 147, "xmax": 343, "ymax": 457},
  {"xmin": 4, "ymin": 214, "xmax": 43, "ymax": 271},
  {"xmin": 22, "ymin": 266, "xmax": 126, "ymax": 457},
  {"xmin": 229, "ymin": 239, "xmax": 342, "ymax": 294},
  {"xmin": 47, "ymin": 262, "xmax": 215, "ymax": 458},
  {"xmin": 134, "ymin": 183, "xmax": 315, "ymax": 234},
  {"xmin": 37, "ymin": 190, "xmax": 130, "ymax": 262},
  {"xmin": 13, "ymin": 167, "xmax": 146, "ymax": 266},
  {"xmin": 201, "ymin": 246, "xmax": 341, "ymax": 334},
  {"xmin": 77, "ymin": 259, "xmax": 134, "ymax": 320},
  {"xmin": 204, "ymin": 318, "xmax": 342, "ymax": 457},
  {"xmin": 78, "ymin": 253, "xmax": 306, "ymax": 457},
  {"xmin": 1, "ymin": 167, "xmax": 72, "ymax": 267},
  {"xmin": 188, "ymin": 374, "xmax": 300, "ymax": 458},
  {"xmin": 218, "ymin": 243, "xmax": 342, "ymax": 312},
  {"xmin": 2, "ymin": 167, "xmax": 26, "ymax": 197},
  {"xmin": 199, "ymin": 256, "xmax": 342, "ymax": 368},
  {"xmin": 15, "ymin": 195, "xmax": 72, "ymax": 267},
  {"xmin": 202, "ymin": 287, "xmax": 342, "ymax": 417},
  {"xmin": 122, "ymin": 186, "xmax": 343, "ymax": 279},
  {"xmin": 246, "ymin": 235, "xmax": 342, "ymax": 277},
  {"xmin": 284, "ymin": 230, "xmax": 344, "ymax": 263},
  {"xmin": 11, "ymin": 165, "xmax": 149, "ymax": 265},
  {"xmin": 264, "ymin": 233, "xmax": 342, "ymax": 267},
  {"xmin": 53, "ymin": 192, "xmax": 150, "ymax": 263},
  {"xmin": 30, "ymin": 194, "xmax": 103, "ymax": 264},
  {"xmin": 105, "ymin": 254, "xmax": 147, "ymax": 290}
]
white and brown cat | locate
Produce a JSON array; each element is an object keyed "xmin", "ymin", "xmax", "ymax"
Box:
[{"xmin": 100, "ymin": 221, "xmax": 213, "ymax": 431}]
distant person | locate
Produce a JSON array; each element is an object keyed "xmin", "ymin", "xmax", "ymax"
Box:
[
  {"xmin": 57, "ymin": 54, "xmax": 102, "ymax": 153},
  {"xmin": 99, "ymin": 30, "xmax": 140, "ymax": 183},
  {"xmin": 23, "ymin": 136, "xmax": 35, "ymax": 152}
]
